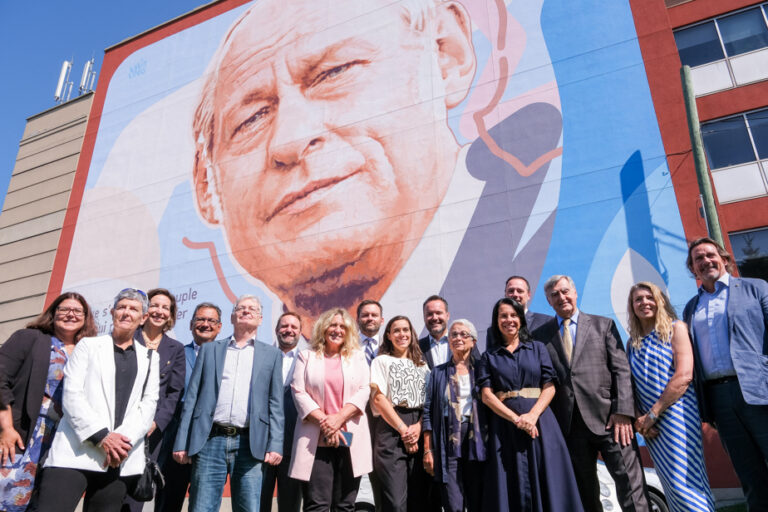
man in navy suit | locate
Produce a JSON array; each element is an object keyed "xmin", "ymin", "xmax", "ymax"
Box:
[
  {"xmin": 156, "ymin": 302, "xmax": 222, "ymax": 512},
  {"xmin": 173, "ymin": 295, "xmax": 284, "ymax": 512},
  {"xmin": 486, "ymin": 275, "xmax": 551, "ymax": 350},
  {"xmin": 260, "ymin": 312, "xmax": 306, "ymax": 512},
  {"xmin": 682, "ymin": 238, "xmax": 768, "ymax": 511}
]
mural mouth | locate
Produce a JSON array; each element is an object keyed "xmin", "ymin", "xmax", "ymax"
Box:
[{"xmin": 267, "ymin": 168, "xmax": 363, "ymax": 222}]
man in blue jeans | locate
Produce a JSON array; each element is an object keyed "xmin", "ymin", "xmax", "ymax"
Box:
[
  {"xmin": 173, "ymin": 295, "xmax": 284, "ymax": 511},
  {"xmin": 683, "ymin": 237, "xmax": 768, "ymax": 511}
]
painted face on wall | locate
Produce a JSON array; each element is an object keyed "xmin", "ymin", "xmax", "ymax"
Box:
[{"xmin": 194, "ymin": 0, "xmax": 475, "ymax": 318}]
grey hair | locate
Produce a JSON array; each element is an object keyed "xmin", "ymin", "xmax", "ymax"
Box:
[
  {"xmin": 113, "ymin": 289, "xmax": 148, "ymax": 314},
  {"xmin": 543, "ymin": 275, "xmax": 576, "ymax": 294},
  {"xmin": 449, "ymin": 318, "xmax": 478, "ymax": 340},
  {"xmin": 193, "ymin": 302, "xmax": 222, "ymax": 321},
  {"xmin": 232, "ymin": 294, "xmax": 262, "ymax": 314}
]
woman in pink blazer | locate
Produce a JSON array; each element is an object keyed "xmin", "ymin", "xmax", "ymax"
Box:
[{"xmin": 289, "ymin": 308, "xmax": 372, "ymax": 511}]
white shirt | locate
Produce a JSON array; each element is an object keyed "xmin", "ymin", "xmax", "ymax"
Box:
[
  {"xmin": 213, "ymin": 336, "xmax": 255, "ymax": 428},
  {"xmin": 427, "ymin": 335, "xmax": 450, "ymax": 367},
  {"xmin": 458, "ymin": 373, "xmax": 472, "ymax": 419},
  {"xmin": 279, "ymin": 345, "xmax": 300, "ymax": 387}
]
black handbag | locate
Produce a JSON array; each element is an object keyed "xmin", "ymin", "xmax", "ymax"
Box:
[
  {"xmin": 127, "ymin": 442, "xmax": 165, "ymax": 501},
  {"xmin": 127, "ymin": 349, "xmax": 166, "ymax": 501}
]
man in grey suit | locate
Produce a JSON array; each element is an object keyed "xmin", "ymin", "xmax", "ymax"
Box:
[
  {"xmin": 172, "ymin": 295, "xmax": 284, "ymax": 512},
  {"xmin": 534, "ymin": 275, "xmax": 648, "ymax": 512},
  {"xmin": 683, "ymin": 237, "xmax": 768, "ymax": 511},
  {"xmin": 486, "ymin": 275, "xmax": 551, "ymax": 350}
]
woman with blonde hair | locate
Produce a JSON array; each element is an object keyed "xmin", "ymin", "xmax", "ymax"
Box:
[
  {"xmin": 626, "ymin": 282, "xmax": 714, "ymax": 512},
  {"xmin": 289, "ymin": 308, "xmax": 372, "ymax": 511}
]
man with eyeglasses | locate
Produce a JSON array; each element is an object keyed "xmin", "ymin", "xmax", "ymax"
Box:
[
  {"xmin": 173, "ymin": 295, "xmax": 284, "ymax": 512},
  {"xmin": 156, "ymin": 302, "xmax": 222, "ymax": 512}
]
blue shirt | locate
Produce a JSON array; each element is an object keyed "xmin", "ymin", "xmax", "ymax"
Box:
[
  {"xmin": 556, "ymin": 309, "xmax": 579, "ymax": 346},
  {"xmin": 692, "ymin": 274, "xmax": 736, "ymax": 380}
]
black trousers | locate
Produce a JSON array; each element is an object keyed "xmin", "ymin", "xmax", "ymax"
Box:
[
  {"xmin": 33, "ymin": 466, "xmax": 137, "ymax": 512},
  {"xmin": 261, "ymin": 455, "xmax": 302, "ymax": 512},
  {"xmin": 373, "ymin": 408, "xmax": 437, "ymax": 512},
  {"xmin": 154, "ymin": 453, "xmax": 191, "ymax": 512},
  {"xmin": 566, "ymin": 406, "xmax": 649, "ymax": 512},
  {"xmin": 302, "ymin": 446, "xmax": 360, "ymax": 512},
  {"xmin": 438, "ymin": 421, "xmax": 484, "ymax": 512}
]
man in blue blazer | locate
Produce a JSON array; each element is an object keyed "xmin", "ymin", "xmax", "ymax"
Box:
[
  {"xmin": 173, "ymin": 295, "xmax": 284, "ymax": 512},
  {"xmin": 156, "ymin": 302, "xmax": 222, "ymax": 512},
  {"xmin": 683, "ymin": 237, "xmax": 768, "ymax": 511}
]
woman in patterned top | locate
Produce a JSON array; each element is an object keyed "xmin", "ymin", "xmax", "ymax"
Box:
[
  {"xmin": 626, "ymin": 282, "xmax": 714, "ymax": 512},
  {"xmin": 370, "ymin": 315, "xmax": 431, "ymax": 512},
  {"xmin": 0, "ymin": 293, "xmax": 97, "ymax": 511}
]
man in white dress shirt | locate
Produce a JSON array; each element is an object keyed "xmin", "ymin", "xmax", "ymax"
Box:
[{"xmin": 260, "ymin": 312, "xmax": 306, "ymax": 512}]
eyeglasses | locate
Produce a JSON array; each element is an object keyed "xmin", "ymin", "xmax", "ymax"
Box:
[
  {"xmin": 194, "ymin": 317, "xmax": 221, "ymax": 325},
  {"xmin": 234, "ymin": 306, "xmax": 261, "ymax": 314},
  {"xmin": 449, "ymin": 331, "xmax": 474, "ymax": 340},
  {"xmin": 57, "ymin": 307, "xmax": 85, "ymax": 317}
]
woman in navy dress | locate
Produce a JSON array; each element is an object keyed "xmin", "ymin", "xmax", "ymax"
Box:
[{"xmin": 477, "ymin": 298, "xmax": 583, "ymax": 512}]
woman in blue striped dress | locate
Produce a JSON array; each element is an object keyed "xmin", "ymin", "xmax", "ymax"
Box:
[{"xmin": 626, "ymin": 282, "xmax": 714, "ymax": 512}]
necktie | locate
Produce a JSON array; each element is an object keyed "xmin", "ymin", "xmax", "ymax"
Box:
[
  {"xmin": 562, "ymin": 318, "xmax": 573, "ymax": 363},
  {"xmin": 364, "ymin": 338, "xmax": 376, "ymax": 365}
]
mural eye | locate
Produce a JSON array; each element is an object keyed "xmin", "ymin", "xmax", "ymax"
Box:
[
  {"xmin": 233, "ymin": 106, "xmax": 271, "ymax": 137},
  {"xmin": 310, "ymin": 60, "xmax": 364, "ymax": 88}
]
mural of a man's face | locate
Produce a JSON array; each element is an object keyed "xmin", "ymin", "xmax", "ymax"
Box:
[{"xmin": 194, "ymin": 0, "xmax": 475, "ymax": 317}]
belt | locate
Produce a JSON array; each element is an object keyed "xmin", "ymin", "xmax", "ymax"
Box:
[
  {"xmin": 495, "ymin": 388, "xmax": 541, "ymax": 400},
  {"xmin": 705, "ymin": 375, "xmax": 737, "ymax": 387},
  {"xmin": 210, "ymin": 423, "xmax": 248, "ymax": 437}
]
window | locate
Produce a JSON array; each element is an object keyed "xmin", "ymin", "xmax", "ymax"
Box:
[
  {"xmin": 675, "ymin": 21, "xmax": 725, "ymax": 67},
  {"xmin": 718, "ymin": 8, "xmax": 768, "ymax": 56},
  {"xmin": 730, "ymin": 228, "xmax": 768, "ymax": 282},
  {"xmin": 674, "ymin": 4, "xmax": 768, "ymax": 95},
  {"xmin": 702, "ymin": 108, "xmax": 768, "ymax": 203}
]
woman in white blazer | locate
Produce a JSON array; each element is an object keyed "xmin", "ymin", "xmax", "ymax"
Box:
[
  {"xmin": 33, "ymin": 289, "xmax": 159, "ymax": 512},
  {"xmin": 289, "ymin": 308, "xmax": 372, "ymax": 512}
]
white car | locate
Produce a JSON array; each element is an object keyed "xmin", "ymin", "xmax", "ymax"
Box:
[
  {"xmin": 354, "ymin": 462, "xmax": 668, "ymax": 511},
  {"xmin": 597, "ymin": 461, "xmax": 668, "ymax": 512}
]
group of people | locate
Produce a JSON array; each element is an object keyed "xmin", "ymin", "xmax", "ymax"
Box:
[{"xmin": 1, "ymin": 237, "xmax": 767, "ymax": 512}]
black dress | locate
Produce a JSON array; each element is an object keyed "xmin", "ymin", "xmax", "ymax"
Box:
[{"xmin": 476, "ymin": 340, "xmax": 583, "ymax": 512}]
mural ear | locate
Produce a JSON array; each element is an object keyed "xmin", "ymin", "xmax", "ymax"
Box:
[
  {"xmin": 435, "ymin": 1, "xmax": 476, "ymax": 109},
  {"xmin": 193, "ymin": 142, "xmax": 221, "ymax": 226}
]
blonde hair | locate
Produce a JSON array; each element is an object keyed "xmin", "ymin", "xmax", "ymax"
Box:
[
  {"xmin": 626, "ymin": 282, "xmax": 678, "ymax": 349},
  {"xmin": 310, "ymin": 308, "xmax": 360, "ymax": 359}
]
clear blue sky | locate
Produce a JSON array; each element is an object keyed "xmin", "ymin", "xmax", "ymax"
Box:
[{"xmin": 0, "ymin": 0, "xmax": 210, "ymax": 208}]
